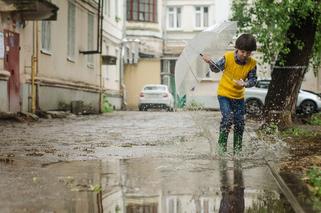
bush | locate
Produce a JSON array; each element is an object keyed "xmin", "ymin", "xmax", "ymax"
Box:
[
  {"xmin": 186, "ymin": 100, "xmax": 205, "ymax": 111},
  {"xmin": 307, "ymin": 167, "xmax": 321, "ymax": 198},
  {"xmin": 308, "ymin": 113, "xmax": 321, "ymax": 126},
  {"xmin": 103, "ymin": 96, "xmax": 113, "ymax": 113}
]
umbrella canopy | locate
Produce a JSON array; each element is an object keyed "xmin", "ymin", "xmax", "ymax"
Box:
[{"xmin": 175, "ymin": 21, "xmax": 237, "ymax": 101}]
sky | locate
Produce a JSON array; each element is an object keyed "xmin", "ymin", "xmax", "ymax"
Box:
[{"xmin": 215, "ymin": 0, "xmax": 232, "ymax": 23}]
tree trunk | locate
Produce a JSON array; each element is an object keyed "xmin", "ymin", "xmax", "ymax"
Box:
[{"xmin": 263, "ymin": 14, "xmax": 317, "ymax": 129}]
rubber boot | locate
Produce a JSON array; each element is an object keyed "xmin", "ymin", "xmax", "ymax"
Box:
[
  {"xmin": 218, "ymin": 131, "xmax": 228, "ymax": 154},
  {"xmin": 233, "ymin": 133, "xmax": 243, "ymax": 154}
]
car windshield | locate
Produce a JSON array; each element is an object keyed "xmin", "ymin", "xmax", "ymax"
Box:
[{"xmin": 144, "ymin": 86, "xmax": 166, "ymax": 91}]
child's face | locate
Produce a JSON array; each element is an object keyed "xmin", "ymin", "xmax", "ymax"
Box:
[{"xmin": 236, "ymin": 49, "xmax": 252, "ymax": 61}]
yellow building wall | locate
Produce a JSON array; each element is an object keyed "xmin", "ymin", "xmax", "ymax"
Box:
[{"xmin": 124, "ymin": 59, "xmax": 161, "ymax": 109}]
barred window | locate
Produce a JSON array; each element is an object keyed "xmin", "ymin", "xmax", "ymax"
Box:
[{"xmin": 127, "ymin": 0, "xmax": 157, "ymax": 22}]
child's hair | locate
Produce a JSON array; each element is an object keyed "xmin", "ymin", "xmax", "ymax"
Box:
[{"xmin": 235, "ymin": 34, "xmax": 257, "ymax": 51}]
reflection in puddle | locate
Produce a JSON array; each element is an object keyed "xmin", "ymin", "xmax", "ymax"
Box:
[
  {"xmin": 0, "ymin": 158, "xmax": 294, "ymax": 212},
  {"xmin": 219, "ymin": 160, "xmax": 245, "ymax": 212}
]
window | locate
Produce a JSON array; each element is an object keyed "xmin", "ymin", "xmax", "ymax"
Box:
[
  {"xmin": 105, "ymin": 46, "xmax": 109, "ymax": 79},
  {"xmin": 127, "ymin": 0, "xmax": 157, "ymax": 22},
  {"xmin": 67, "ymin": 1, "xmax": 76, "ymax": 59},
  {"xmin": 104, "ymin": 0, "xmax": 111, "ymax": 17},
  {"xmin": 167, "ymin": 7, "xmax": 181, "ymax": 29},
  {"xmin": 115, "ymin": 0, "xmax": 119, "ymax": 17},
  {"xmin": 195, "ymin": 6, "xmax": 209, "ymax": 28},
  {"xmin": 115, "ymin": 49, "xmax": 119, "ymax": 81},
  {"xmin": 87, "ymin": 13, "xmax": 94, "ymax": 64},
  {"xmin": 41, "ymin": 21, "xmax": 51, "ymax": 52}
]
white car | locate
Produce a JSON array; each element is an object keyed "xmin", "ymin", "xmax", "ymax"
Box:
[
  {"xmin": 138, "ymin": 84, "xmax": 174, "ymax": 111},
  {"xmin": 245, "ymin": 80, "xmax": 321, "ymax": 115}
]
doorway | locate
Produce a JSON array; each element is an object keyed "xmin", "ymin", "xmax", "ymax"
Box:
[{"xmin": 4, "ymin": 30, "xmax": 20, "ymax": 112}]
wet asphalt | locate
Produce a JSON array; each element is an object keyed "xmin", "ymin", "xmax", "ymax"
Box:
[{"xmin": 0, "ymin": 111, "xmax": 296, "ymax": 212}]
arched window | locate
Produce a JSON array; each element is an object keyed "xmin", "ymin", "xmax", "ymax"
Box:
[{"xmin": 127, "ymin": 0, "xmax": 157, "ymax": 22}]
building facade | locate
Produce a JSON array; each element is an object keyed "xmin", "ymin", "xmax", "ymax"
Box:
[
  {"xmin": 122, "ymin": 0, "xmax": 164, "ymax": 109},
  {"xmin": 162, "ymin": 0, "xmax": 220, "ymax": 108},
  {"xmin": 101, "ymin": 0, "xmax": 126, "ymax": 110},
  {"xmin": 0, "ymin": 0, "xmax": 103, "ymax": 114}
]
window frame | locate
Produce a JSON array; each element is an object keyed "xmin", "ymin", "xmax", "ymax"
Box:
[
  {"xmin": 115, "ymin": 0, "xmax": 119, "ymax": 18},
  {"xmin": 167, "ymin": 7, "xmax": 181, "ymax": 29},
  {"xmin": 67, "ymin": 1, "xmax": 76, "ymax": 60},
  {"xmin": 41, "ymin": 20, "xmax": 51, "ymax": 53},
  {"xmin": 87, "ymin": 12, "xmax": 94, "ymax": 65},
  {"xmin": 127, "ymin": 0, "xmax": 158, "ymax": 23},
  {"xmin": 194, "ymin": 6, "xmax": 209, "ymax": 29}
]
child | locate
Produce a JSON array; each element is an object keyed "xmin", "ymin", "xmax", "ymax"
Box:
[{"xmin": 202, "ymin": 34, "xmax": 257, "ymax": 154}]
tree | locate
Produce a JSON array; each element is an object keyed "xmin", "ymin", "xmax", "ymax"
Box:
[{"xmin": 231, "ymin": 0, "xmax": 321, "ymax": 129}]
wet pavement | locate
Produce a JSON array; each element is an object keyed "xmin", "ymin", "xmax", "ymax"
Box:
[{"xmin": 0, "ymin": 111, "xmax": 297, "ymax": 212}]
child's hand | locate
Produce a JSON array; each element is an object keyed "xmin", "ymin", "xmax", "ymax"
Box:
[
  {"xmin": 234, "ymin": 79, "xmax": 246, "ymax": 87},
  {"xmin": 201, "ymin": 54, "xmax": 212, "ymax": 64}
]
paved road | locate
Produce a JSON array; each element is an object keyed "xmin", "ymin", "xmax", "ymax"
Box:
[{"xmin": 0, "ymin": 111, "xmax": 295, "ymax": 212}]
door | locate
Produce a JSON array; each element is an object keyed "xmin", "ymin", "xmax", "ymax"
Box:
[{"xmin": 4, "ymin": 30, "xmax": 20, "ymax": 112}]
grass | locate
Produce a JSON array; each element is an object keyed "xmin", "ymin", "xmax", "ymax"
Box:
[
  {"xmin": 281, "ymin": 127, "xmax": 316, "ymax": 137},
  {"xmin": 308, "ymin": 113, "xmax": 321, "ymax": 126},
  {"xmin": 306, "ymin": 167, "xmax": 321, "ymax": 198}
]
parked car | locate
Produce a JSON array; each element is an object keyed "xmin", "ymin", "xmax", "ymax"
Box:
[
  {"xmin": 138, "ymin": 84, "xmax": 174, "ymax": 111},
  {"xmin": 245, "ymin": 80, "xmax": 321, "ymax": 115}
]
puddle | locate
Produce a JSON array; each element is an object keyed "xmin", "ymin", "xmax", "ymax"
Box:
[{"xmin": 0, "ymin": 157, "xmax": 295, "ymax": 212}]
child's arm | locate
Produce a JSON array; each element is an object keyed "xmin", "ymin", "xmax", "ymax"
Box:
[
  {"xmin": 234, "ymin": 66, "xmax": 257, "ymax": 87},
  {"xmin": 201, "ymin": 54, "xmax": 225, "ymax": 73},
  {"xmin": 209, "ymin": 57, "xmax": 225, "ymax": 73},
  {"xmin": 244, "ymin": 67, "xmax": 257, "ymax": 87}
]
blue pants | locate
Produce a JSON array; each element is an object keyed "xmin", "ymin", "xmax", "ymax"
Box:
[{"xmin": 218, "ymin": 96, "xmax": 245, "ymax": 136}]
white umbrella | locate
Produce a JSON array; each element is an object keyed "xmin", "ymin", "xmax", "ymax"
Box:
[{"xmin": 175, "ymin": 21, "xmax": 237, "ymax": 101}]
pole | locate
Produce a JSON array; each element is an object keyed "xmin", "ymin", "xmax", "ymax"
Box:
[{"xmin": 31, "ymin": 21, "xmax": 38, "ymax": 113}]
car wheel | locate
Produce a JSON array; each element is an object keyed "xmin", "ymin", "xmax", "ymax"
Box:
[
  {"xmin": 246, "ymin": 99, "xmax": 263, "ymax": 115},
  {"xmin": 300, "ymin": 100, "xmax": 316, "ymax": 114}
]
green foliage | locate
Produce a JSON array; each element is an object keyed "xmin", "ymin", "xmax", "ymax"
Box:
[
  {"xmin": 246, "ymin": 190, "xmax": 292, "ymax": 213},
  {"xmin": 231, "ymin": 0, "xmax": 321, "ymax": 71},
  {"xmin": 103, "ymin": 96, "xmax": 113, "ymax": 113},
  {"xmin": 281, "ymin": 127, "xmax": 315, "ymax": 137},
  {"xmin": 186, "ymin": 100, "xmax": 204, "ymax": 111},
  {"xmin": 260, "ymin": 122, "xmax": 279, "ymax": 135},
  {"xmin": 115, "ymin": 205, "xmax": 121, "ymax": 212},
  {"xmin": 90, "ymin": 184, "xmax": 102, "ymax": 193},
  {"xmin": 307, "ymin": 167, "xmax": 321, "ymax": 198},
  {"xmin": 308, "ymin": 113, "xmax": 321, "ymax": 125}
]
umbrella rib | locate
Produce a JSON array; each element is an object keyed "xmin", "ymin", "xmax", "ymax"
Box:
[{"xmin": 181, "ymin": 51, "xmax": 199, "ymax": 83}]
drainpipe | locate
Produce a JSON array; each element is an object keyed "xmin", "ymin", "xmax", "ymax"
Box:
[
  {"xmin": 78, "ymin": 0, "xmax": 103, "ymax": 112},
  {"xmin": 31, "ymin": 21, "xmax": 38, "ymax": 114},
  {"xmin": 99, "ymin": 55, "xmax": 103, "ymax": 113},
  {"xmin": 120, "ymin": 0, "xmax": 127, "ymax": 110}
]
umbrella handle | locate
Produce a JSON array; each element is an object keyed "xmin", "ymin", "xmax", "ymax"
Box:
[{"xmin": 200, "ymin": 53, "xmax": 222, "ymax": 72}]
